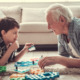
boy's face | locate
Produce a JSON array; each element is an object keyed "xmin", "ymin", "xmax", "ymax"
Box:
[{"xmin": 3, "ymin": 27, "xmax": 19, "ymax": 43}]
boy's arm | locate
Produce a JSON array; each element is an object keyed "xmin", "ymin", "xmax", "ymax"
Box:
[
  {"xmin": 13, "ymin": 48, "xmax": 27, "ymax": 62},
  {"xmin": 13, "ymin": 43, "xmax": 33, "ymax": 62},
  {"xmin": 0, "ymin": 47, "xmax": 14, "ymax": 66},
  {"xmin": 0, "ymin": 41, "xmax": 19, "ymax": 66}
]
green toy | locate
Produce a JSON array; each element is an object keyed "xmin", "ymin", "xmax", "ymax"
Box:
[{"xmin": 0, "ymin": 66, "xmax": 6, "ymax": 73}]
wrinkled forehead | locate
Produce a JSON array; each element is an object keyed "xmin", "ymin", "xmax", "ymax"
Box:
[{"xmin": 46, "ymin": 12, "xmax": 54, "ymax": 23}]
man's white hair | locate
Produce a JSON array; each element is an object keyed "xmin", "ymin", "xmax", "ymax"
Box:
[{"xmin": 45, "ymin": 3, "xmax": 73, "ymax": 22}]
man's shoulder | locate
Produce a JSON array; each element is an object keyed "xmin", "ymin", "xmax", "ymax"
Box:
[
  {"xmin": 71, "ymin": 17, "xmax": 80, "ymax": 32},
  {"xmin": 73, "ymin": 17, "xmax": 80, "ymax": 28}
]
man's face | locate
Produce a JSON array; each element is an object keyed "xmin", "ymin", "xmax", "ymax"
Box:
[
  {"xmin": 46, "ymin": 13, "xmax": 65, "ymax": 35},
  {"xmin": 3, "ymin": 27, "xmax": 19, "ymax": 43}
]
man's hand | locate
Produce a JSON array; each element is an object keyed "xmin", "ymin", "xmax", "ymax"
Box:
[
  {"xmin": 38, "ymin": 57, "xmax": 57, "ymax": 69},
  {"xmin": 9, "ymin": 41, "xmax": 19, "ymax": 51}
]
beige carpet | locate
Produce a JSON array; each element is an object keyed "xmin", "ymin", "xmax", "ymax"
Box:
[{"xmin": 0, "ymin": 51, "xmax": 80, "ymax": 76}]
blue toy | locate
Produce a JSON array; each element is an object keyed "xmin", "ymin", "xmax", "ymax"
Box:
[
  {"xmin": 28, "ymin": 45, "xmax": 36, "ymax": 51},
  {"xmin": 14, "ymin": 60, "xmax": 38, "ymax": 73},
  {"xmin": 10, "ymin": 72, "xmax": 59, "ymax": 80},
  {"xmin": 25, "ymin": 72, "xmax": 59, "ymax": 80}
]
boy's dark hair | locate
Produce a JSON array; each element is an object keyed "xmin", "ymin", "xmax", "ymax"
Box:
[{"xmin": 0, "ymin": 17, "xmax": 20, "ymax": 36}]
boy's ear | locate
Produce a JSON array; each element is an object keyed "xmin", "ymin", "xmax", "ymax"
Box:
[{"xmin": 1, "ymin": 30, "xmax": 6, "ymax": 36}]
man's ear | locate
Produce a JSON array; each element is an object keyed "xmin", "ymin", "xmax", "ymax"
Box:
[
  {"xmin": 1, "ymin": 30, "xmax": 6, "ymax": 36},
  {"xmin": 59, "ymin": 15, "xmax": 66, "ymax": 23}
]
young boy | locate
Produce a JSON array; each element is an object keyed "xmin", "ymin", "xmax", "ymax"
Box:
[{"xmin": 0, "ymin": 17, "xmax": 33, "ymax": 66}]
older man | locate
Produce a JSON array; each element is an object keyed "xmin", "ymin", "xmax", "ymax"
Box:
[{"xmin": 38, "ymin": 3, "xmax": 80, "ymax": 69}]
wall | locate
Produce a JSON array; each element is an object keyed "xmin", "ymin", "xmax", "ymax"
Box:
[{"xmin": 0, "ymin": 2, "xmax": 80, "ymax": 8}]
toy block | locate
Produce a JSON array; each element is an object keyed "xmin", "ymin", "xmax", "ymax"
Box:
[
  {"xmin": 25, "ymin": 72, "xmax": 59, "ymax": 80},
  {"xmin": 10, "ymin": 77, "xmax": 25, "ymax": 80},
  {"xmin": 28, "ymin": 45, "xmax": 36, "ymax": 51},
  {"xmin": 14, "ymin": 60, "xmax": 38, "ymax": 73},
  {"xmin": 10, "ymin": 74, "xmax": 25, "ymax": 78},
  {"xmin": 30, "ymin": 68, "xmax": 44, "ymax": 75},
  {"xmin": 0, "ymin": 66, "xmax": 6, "ymax": 73},
  {"xmin": 15, "ymin": 61, "xmax": 37, "ymax": 68},
  {"xmin": 10, "ymin": 74, "xmax": 25, "ymax": 80}
]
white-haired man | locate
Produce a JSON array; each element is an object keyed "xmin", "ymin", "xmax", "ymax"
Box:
[{"xmin": 38, "ymin": 3, "xmax": 80, "ymax": 69}]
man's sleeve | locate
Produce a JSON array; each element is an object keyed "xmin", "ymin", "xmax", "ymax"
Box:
[{"xmin": 57, "ymin": 35, "xmax": 70, "ymax": 57}]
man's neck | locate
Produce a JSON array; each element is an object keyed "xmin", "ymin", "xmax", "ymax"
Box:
[{"xmin": 63, "ymin": 23, "xmax": 69, "ymax": 36}]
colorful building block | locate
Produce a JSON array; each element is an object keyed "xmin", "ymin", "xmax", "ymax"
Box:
[
  {"xmin": 28, "ymin": 45, "xmax": 36, "ymax": 51},
  {"xmin": 25, "ymin": 72, "xmax": 59, "ymax": 80},
  {"xmin": 10, "ymin": 72, "xmax": 59, "ymax": 80},
  {"xmin": 30, "ymin": 68, "xmax": 44, "ymax": 75},
  {"xmin": 15, "ymin": 61, "xmax": 38, "ymax": 67},
  {"xmin": 10, "ymin": 74, "xmax": 25, "ymax": 78},
  {"xmin": 0, "ymin": 66, "xmax": 6, "ymax": 73},
  {"xmin": 10, "ymin": 77, "xmax": 25, "ymax": 80},
  {"xmin": 14, "ymin": 60, "xmax": 38, "ymax": 73},
  {"xmin": 10, "ymin": 74, "xmax": 25, "ymax": 80}
]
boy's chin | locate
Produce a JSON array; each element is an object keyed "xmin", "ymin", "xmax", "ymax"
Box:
[{"xmin": 10, "ymin": 40, "xmax": 16, "ymax": 43}]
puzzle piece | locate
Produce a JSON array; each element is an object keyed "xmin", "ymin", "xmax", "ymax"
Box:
[
  {"xmin": 25, "ymin": 72, "xmax": 59, "ymax": 80},
  {"xmin": 10, "ymin": 77, "xmax": 25, "ymax": 80},
  {"xmin": 10, "ymin": 74, "xmax": 25, "ymax": 80},
  {"xmin": 10, "ymin": 72, "xmax": 59, "ymax": 80},
  {"xmin": 14, "ymin": 60, "xmax": 38, "ymax": 73},
  {"xmin": 0, "ymin": 66, "xmax": 6, "ymax": 73},
  {"xmin": 15, "ymin": 61, "xmax": 38, "ymax": 67},
  {"xmin": 30, "ymin": 68, "xmax": 44, "ymax": 75},
  {"xmin": 28, "ymin": 45, "xmax": 36, "ymax": 51},
  {"xmin": 10, "ymin": 73, "xmax": 25, "ymax": 78}
]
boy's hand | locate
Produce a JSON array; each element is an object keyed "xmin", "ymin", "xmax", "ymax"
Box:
[
  {"xmin": 9, "ymin": 41, "xmax": 19, "ymax": 51},
  {"xmin": 23, "ymin": 43, "xmax": 33, "ymax": 52}
]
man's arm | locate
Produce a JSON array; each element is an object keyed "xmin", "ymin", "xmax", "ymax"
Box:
[
  {"xmin": 56, "ymin": 56, "xmax": 80, "ymax": 68},
  {"xmin": 38, "ymin": 56, "xmax": 80, "ymax": 69},
  {"xmin": 57, "ymin": 35, "xmax": 70, "ymax": 57}
]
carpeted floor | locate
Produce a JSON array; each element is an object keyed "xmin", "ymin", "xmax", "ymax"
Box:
[{"xmin": 1, "ymin": 51, "xmax": 80, "ymax": 80}]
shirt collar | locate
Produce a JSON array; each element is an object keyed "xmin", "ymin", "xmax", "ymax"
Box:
[
  {"xmin": 0, "ymin": 36, "xmax": 6, "ymax": 47},
  {"xmin": 68, "ymin": 17, "xmax": 75, "ymax": 39}
]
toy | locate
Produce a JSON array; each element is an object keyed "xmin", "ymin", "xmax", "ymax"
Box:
[
  {"xmin": 30, "ymin": 68, "xmax": 44, "ymax": 75},
  {"xmin": 14, "ymin": 55, "xmax": 42, "ymax": 73},
  {"xmin": 25, "ymin": 72, "xmax": 59, "ymax": 80},
  {"xmin": 28, "ymin": 45, "xmax": 36, "ymax": 51},
  {"xmin": 10, "ymin": 72, "xmax": 59, "ymax": 80},
  {"xmin": 10, "ymin": 73, "xmax": 25, "ymax": 78},
  {"xmin": 10, "ymin": 77, "xmax": 25, "ymax": 80},
  {"xmin": 10, "ymin": 74, "xmax": 25, "ymax": 80},
  {"xmin": 0, "ymin": 66, "xmax": 6, "ymax": 73},
  {"xmin": 14, "ymin": 60, "xmax": 38, "ymax": 73},
  {"xmin": 30, "ymin": 58, "xmax": 39, "ymax": 65}
]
